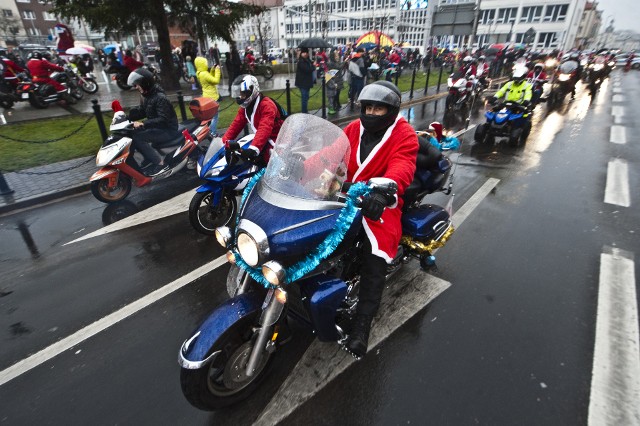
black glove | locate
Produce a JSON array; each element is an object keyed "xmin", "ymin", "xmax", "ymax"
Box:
[
  {"xmin": 488, "ymin": 96, "xmax": 497, "ymax": 104},
  {"xmin": 224, "ymin": 141, "xmax": 240, "ymax": 164},
  {"xmin": 226, "ymin": 141, "xmax": 240, "ymax": 152},
  {"xmin": 239, "ymin": 148, "xmax": 258, "ymax": 161},
  {"xmin": 522, "ymin": 100, "xmax": 530, "ymax": 107},
  {"xmin": 361, "ymin": 192, "xmax": 388, "ymax": 221}
]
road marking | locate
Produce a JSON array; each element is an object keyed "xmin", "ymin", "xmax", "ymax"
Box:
[
  {"xmin": 588, "ymin": 248, "xmax": 640, "ymax": 426},
  {"xmin": 612, "ymin": 95, "xmax": 625, "ymax": 103},
  {"xmin": 255, "ymin": 178, "xmax": 498, "ymax": 426},
  {"xmin": 610, "ymin": 125, "xmax": 626, "ymax": 144},
  {"xmin": 611, "ymin": 105, "xmax": 624, "ymax": 117},
  {"xmin": 0, "ymin": 255, "xmax": 227, "ymax": 387},
  {"xmin": 612, "ymin": 86, "xmax": 623, "ymax": 93},
  {"xmin": 604, "ymin": 159, "xmax": 630, "ymax": 207},
  {"xmin": 65, "ymin": 189, "xmax": 194, "ymax": 245}
]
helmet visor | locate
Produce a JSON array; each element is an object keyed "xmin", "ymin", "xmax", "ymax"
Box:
[{"xmin": 357, "ymin": 83, "xmax": 401, "ymax": 108}]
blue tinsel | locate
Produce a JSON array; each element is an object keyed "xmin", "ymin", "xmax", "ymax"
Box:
[{"xmin": 232, "ymin": 174, "xmax": 370, "ymax": 288}]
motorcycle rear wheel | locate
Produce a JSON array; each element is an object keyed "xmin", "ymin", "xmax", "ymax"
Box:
[
  {"xmin": 262, "ymin": 67, "xmax": 274, "ymax": 80},
  {"xmin": 28, "ymin": 93, "xmax": 49, "ymax": 109},
  {"xmin": 91, "ymin": 175, "xmax": 132, "ymax": 203},
  {"xmin": 0, "ymin": 99, "xmax": 14, "ymax": 109},
  {"xmin": 180, "ymin": 312, "xmax": 273, "ymax": 410},
  {"xmin": 189, "ymin": 191, "xmax": 237, "ymax": 235},
  {"xmin": 116, "ymin": 78, "xmax": 131, "ymax": 91}
]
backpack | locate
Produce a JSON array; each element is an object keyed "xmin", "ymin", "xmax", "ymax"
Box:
[{"xmin": 265, "ymin": 96, "xmax": 289, "ymax": 121}]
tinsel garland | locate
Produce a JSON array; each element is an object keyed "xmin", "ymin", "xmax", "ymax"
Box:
[{"xmin": 232, "ymin": 171, "xmax": 370, "ymax": 288}]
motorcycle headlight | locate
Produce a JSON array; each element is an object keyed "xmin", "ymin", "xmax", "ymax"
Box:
[
  {"xmin": 262, "ymin": 261, "xmax": 286, "ymax": 286},
  {"xmin": 215, "ymin": 226, "xmax": 232, "ymax": 248},
  {"xmin": 237, "ymin": 232, "xmax": 260, "ymax": 266},
  {"xmin": 558, "ymin": 74, "xmax": 571, "ymax": 82}
]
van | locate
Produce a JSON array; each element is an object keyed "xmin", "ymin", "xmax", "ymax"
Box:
[{"xmin": 268, "ymin": 48, "xmax": 285, "ymax": 58}]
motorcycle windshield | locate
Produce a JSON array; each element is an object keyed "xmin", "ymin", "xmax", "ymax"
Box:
[
  {"xmin": 559, "ymin": 61, "xmax": 578, "ymax": 74},
  {"xmin": 262, "ymin": 114, "xmax": 351, "ymax": 202}
]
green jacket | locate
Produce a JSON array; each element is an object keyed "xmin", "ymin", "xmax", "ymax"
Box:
[
  {"xmin": 194, "ymin": 56, "xmax": 221, "ymax": 101},
  {"xmin": 495, "ymin": 80, "xmax": 532, "ymax": 104}
]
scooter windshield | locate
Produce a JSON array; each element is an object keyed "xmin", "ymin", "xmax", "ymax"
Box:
[{"xmin": 262, "ymin": 114, "xmax": 351, "ymax": 202}]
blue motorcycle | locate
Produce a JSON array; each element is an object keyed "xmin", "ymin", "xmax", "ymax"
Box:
[
  {"xmin": 188, "ymin": 134, "xmax": 261, "ymax": 235},
  {"xmin": 474, "ymin": 101, "xmax": 532, "ymax": 146},
  {"xmin": 178, "ymin": 114, "xmax": 455, "ymax": 410}
]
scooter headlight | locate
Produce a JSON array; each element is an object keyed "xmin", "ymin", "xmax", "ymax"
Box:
[
  {"xmin": 215, "ymin": 226, "xmax": 232, "ymax": 248},
  {"xmin": 237, "ymin": 232, "xmax": 260, "ymax": 266},
  {"xmin": 262, "ymin": 261, "xmax": 286, "ymax": 286},
  {"xmin": 558, "ymin": 73, "xmax": 571, "ymax": 82}
]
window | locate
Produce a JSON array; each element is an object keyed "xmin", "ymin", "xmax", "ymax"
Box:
[
  {"xmin": 544, "ymin": 4, "xmax": 569, "ymax": 22},
  {"xmin": 520, "ymin": 6, "xmax": 542, "ymax": 23},
  {"xmin": 337, "ymin": 0, "xmax": 347, "ymax": 11},
  {"xmin": 22, "ymin": 10, "xmax": 36, "ymax": 19},
  {"xmin": 16, "ymin": 0, "xmax": 30, "ymax": 3},
  {"xmin": 43, "ymin": 11, "xmax": 56, "ymax": 20},
  {"xmin": 27, "ymin": 27, "xmax": 40, "ymax": 35},
  {"xmin": 337, "ymin": 19, "xmax": 347, "ymax": 31},
  {"xmin": 480, "ymin": 9, "xmax": 495, "ymax": 25},
  {"xmin": 538, "ymin": 32, "xmax": 558, "ymax": 48},
  {"xmin": 350, "ymin": 18, "xmax": 359, "ymax": 31},
  {"xmin": 496, "ymin": 8, "xmax": 517, "ymax": 24},
  {"xmin": 2, "ymin": 9, "xmax": 13, "ymax": 17},
  {"xmin": 515, "ymin": 33, "xmax": 525, "ymax": 43}
]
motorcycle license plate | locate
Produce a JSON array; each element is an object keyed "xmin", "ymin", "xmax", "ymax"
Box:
[{"xmin": 21, "ymin": 92, "xmax": 29, "ymax": 99}]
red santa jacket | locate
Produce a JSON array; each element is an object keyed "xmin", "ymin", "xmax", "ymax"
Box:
[
  {"xmin": 123, "ymin": 55, "xmax": 143, "ymax": 72},
  {"xmin": 343, "ymin": 116, "xmax": 418, "ymax": 263},
  {"xmin": 27, "ymin": 58, "xmax": 63, "ymax": 79},
  {"xmin": 223, "ymin": 95, "xmax": 283, "ymax": 163}
]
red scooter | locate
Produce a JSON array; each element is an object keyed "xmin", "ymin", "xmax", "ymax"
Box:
[{"xmin": 90, "ymin": 98, "xmax": 217, "ymax": 203}]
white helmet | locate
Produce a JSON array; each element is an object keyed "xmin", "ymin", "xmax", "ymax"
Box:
[
  {"xmin": 463, "ymin": 55, "xmax": 473, "ymax": 63},
  {"xmin": 512, "ymin": 66, "xmax": 528, "ymax": 83},
  {"xmin": 231, "ymin": 74, "xmax": 260, "ymax": 108}
]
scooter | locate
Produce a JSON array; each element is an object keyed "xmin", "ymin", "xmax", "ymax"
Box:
[
  {"xmin": 188, "ymin": 135, "xmax": 262, "ymax": 235},
  {"xmin": 178, "ymin": 114, "xmax": 455, "ymax": 410},
  {"xmin": 89, "ymin": 98, "xmax": 216, "ymax": 203},
  {"xmin": 474, "ymin": 100, "xmax": 531, "ymax": 146},
  {"xmin": 445, "ymin": 68, "xmax": 473, "ymax": 112}
]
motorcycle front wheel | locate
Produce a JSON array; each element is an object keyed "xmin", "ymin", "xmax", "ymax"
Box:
[
  {"xmin": 81, "ymin": 78, "xmax": 99, "ymax": 94},
  {"xmin": 91, "ymin": 175, "xmax": 132, "ymax": 203},
  {"xmin": 71, "ymin": 85, "xmax": 84, "ymax": 100},
  {"xmin": 189, "ymin": 191, "xmax": 237, "ymax": 235},
  {"xmin": 262, "ymin": 67, "xmax": 274, "ymax": 80},
  {"xmin": 180, "ymin": 312, "xmax": 273, "ymax": 410}
]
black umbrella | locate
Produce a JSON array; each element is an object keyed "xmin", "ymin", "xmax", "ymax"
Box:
[{"xmin": 298, "ymin": 37, "xmax": 332, "ymax": 49}]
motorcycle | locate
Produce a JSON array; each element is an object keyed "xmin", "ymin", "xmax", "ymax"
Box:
[
  {"xmin": 240, "ymin": 61, "xmax": 274, "ymax": 80},
  {"xmin": 23, "ymin": 67, "xmax": 83, "ymax": 109},
  {"xmin": 445, "ymin": 69, "xmax": 473, "ymax": 113},
  {"xmin": 547, "ymin": 61, "xmax": 578, "ymax": 109},
  {"xmin": 89, "ymin": 98, "xmax": 215, "ymax": 203},
  {"xmin": 105, "ymin": 63, "xmax": 161, "ymax": 90},
  {"xmin": 188, "ymin": 134, "xmax": 262, "ymax": 235},
  {"xmin": 0, "ymin": 72, "xmax": 31, "ymax": 109},
  {"xmin": 474, "ymin": 100, "xmax": 532, "ymax": 146},
  {"xmin": 585, "ymin": 56, "xmax": 608, "ymax": 97},
  {"xmin": 70, "ymin": 67, "xmax": 99, "ymax": 94},
  {"xmin": 178, "ymin": 114, "xmax": 455, "ymax": 410}
]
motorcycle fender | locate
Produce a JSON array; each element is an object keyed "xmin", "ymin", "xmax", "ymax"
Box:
[
  {"xmin": 90, "ymin": 168, "xmax": 118, "ymax": 181},
  {"xmin": 179, "ymin": 292, "xmax": 263, "ymax": 369},
  {"xmin": 195, "ymin": 185, "xmax": 223, "ymax": 204}
]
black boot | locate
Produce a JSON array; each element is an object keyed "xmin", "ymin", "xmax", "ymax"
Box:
[{"xmin": 344, "ymin": 314, "xmax": 374, "ymax": 359}]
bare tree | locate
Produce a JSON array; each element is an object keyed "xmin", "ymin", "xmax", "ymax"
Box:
[
  {"xmin": 0, "ymin": 14, "xmax": 21, "ymax": 45},
  {"xmin": 250, "ymin": 9, "xmax": 273, "ymax": 57}
]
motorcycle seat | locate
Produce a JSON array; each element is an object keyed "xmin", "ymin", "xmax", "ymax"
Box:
[{"xmin": 152, "ymin": 131, "xmax": 185, "ymax": 149}]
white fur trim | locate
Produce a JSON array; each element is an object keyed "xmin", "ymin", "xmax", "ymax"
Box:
[{"xmin": 362, "ymin": 218, "xmax": 394, "ymax": 264}]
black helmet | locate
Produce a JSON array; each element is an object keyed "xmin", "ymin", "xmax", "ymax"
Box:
[
  {"xmin": 127, "ymin": 68, "xmax": 155, "ymax": 92},
  {"xmin": 30, "ymin": 51, "xmax": 42, "ymax": 60},
  {"xmin": 42, "ymin": 51, "xmax": 52, "ymax": 61},
  {"xmin": 357, "ymin": 81, "xmax": 401, "ymax": 109}
]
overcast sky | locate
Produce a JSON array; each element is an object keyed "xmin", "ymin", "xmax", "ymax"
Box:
[{"xmin": 596, "ymin": 0, "xmax": 640, "ymax": 32}]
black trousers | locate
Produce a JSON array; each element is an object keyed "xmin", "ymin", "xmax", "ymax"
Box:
[
  {"xmin": 131, "ymin": 128, "xmax": 180, "ymax": 165},
  {"xmin": 357, "ymin": 239, "xmax": 388, "ymax": 318}
]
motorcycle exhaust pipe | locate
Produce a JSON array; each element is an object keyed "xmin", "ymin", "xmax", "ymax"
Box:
[{"xmin": 245, "ymin": 287, "xmax": 287, "ymax": 377}]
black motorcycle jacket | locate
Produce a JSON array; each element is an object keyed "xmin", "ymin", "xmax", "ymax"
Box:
[{"xmin": 128, "ymin": 84, "xmax": 178, "ymax": 130}]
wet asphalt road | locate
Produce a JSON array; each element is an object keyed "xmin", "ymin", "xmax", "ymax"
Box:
[{"xmin": 1, "ymin": 71, "xmax": 639, "ymax": 425}]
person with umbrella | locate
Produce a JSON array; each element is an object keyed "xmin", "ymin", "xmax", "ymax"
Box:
[
  {"xmin": 348, "ymin": 47, "xmax": 367, "ymax": 109},
  {"xmin": 295, "ymin": 47, "xmax": 314, "ymax": 113}
]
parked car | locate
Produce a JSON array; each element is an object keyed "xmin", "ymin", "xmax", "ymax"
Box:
[{"xmin": 615, "ymin": 54, "xmax": 640, "ymax": 69}]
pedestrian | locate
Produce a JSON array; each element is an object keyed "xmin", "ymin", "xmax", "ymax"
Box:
[
  {"xmin": 348, "ymin": 48, "xmax": 366, "ymax": 109},
  {"xmin": 194, "ymin": 56, "xmax": 221, "ymax": 136},
  {"xmin": 185, "ymin": 56, "xmax": 197, "ymax": 90},
  {"xmin": 211, "ymin": 43, "xmax": 221, "ymax": 66},
  {"xmin": 228, "ymin": 42, "xmax": 242, "ymax": 93},
  {"xmin": 326, "ymin": 57, "xmax": 345, "ymax": 115},
  {"xmin": 295, "ymin": 47, "xmax": 314, "ymax": 113}
]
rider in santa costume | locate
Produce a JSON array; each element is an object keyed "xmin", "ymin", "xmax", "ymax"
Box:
[{"xmin": 341, "ymin": 80, "xmax": 418, "ymax": 359}]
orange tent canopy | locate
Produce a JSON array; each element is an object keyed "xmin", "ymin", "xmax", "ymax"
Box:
[{"xmin": 355, "ymin": 31, "xmax": 395, "ymax": 48}]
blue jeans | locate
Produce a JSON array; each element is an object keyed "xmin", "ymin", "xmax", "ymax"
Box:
[{"xmin": 300, "ymin": 88, "xmax": 310, "ymax": 113}]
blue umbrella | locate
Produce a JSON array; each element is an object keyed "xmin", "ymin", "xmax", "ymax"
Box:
[{"xmin": 103, "ymin": 44, "xmax": 117, "ymax": 54}]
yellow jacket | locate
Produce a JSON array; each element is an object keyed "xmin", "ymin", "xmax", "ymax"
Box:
[
  {"xmin": 495, "ymin": 80, "xmax": 532, "ymax": 104},
  {"xmin": 194, "ymin": 56, "xmax": 220, "ymax": 101}
]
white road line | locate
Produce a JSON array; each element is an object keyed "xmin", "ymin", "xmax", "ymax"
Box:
[
  {"xmin": 65, "ymin": 189, "xmax": 194, "ymax": 245},
  {"xmin": 255, "ymin": 178, "xmax": 498, "ymax": 426},
  {"xmin": 610, "ymin": 125, "xmax": 627, "ymax": 144},
  {"xmin": 588, "ymin": 249, "xmax": 640, "ymax": 426},
  {"xmin": 0, "ymin": 255, "xmax": 227, "ymax": 387},
  {"xmin": 452, "ymin": 177, "xmax": 500, "ymax": 226},
  {"xmin": 612, "ymin": 95, "xmax": 625, "ymax": 103},
  {"xmin": 604, "ymin": 159, "xmax": 631, "ymax": 207},
  {"xmin": 611, "ymin": 105, "xmax": 624, "ymax": 117}
]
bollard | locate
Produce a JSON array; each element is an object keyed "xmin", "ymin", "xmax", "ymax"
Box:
[
  {"xmin": 423, "ymin": 63, "xmax": 431, "ymax": 95},
  {"xmin": 0, "ymin": 171, "xmax": 14, "ymax": 195},
  {"xmin": 177, "ymin": 91, "xmax": 188, "ymax": 121},
  {"xmin": 286, "ymin": 80, "xmax": 291, "ymax": 115},
  {"xmin": 91, "ymin": 99, "xmax": 108, "ymax": 140},
  {"xmin": 436, "ymin": 65, "xmax": 444, "ymax": 93},
  {"xmin": 394, "ymin": 68, "xmax": 400, "ymax": 86},
  {"xmin": 409, "ymin": 68, "xmax": 416, "ymax": 100},
  {"xmin": 321, "ymin": 77, "xmax": 326, "ymax": 119}
]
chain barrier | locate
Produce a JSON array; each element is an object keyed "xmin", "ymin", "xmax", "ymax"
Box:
[
  {"xmin": 9, "ymin": 157, "xmax": 95, "ymax": 175},
  {"xmin": 0, "ymin": 115, "xmax": 95, "ymax": 144}
]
